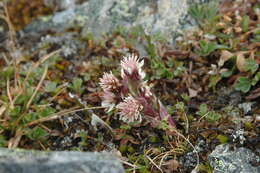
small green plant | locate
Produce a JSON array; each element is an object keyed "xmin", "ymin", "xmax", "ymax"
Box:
[
  {"xmin": 0, "ymin": 49, "xmax": 61, "ymax": 148},
  {"xmin": 235, "ymin": 73, "xmax": 260, "ymax": 93},
  {"xmin": 196, "ymin": 104, "xmax": 221, "ymax": 122},
  {"xmin": 241, "ymin": 15, "xmax": 250, "ymax": 32},
  {"xmin": 44, "ymin": 81, "xmax": 58, "ymax": 93},
  {"xmin": 69, "ymin": 78, "xmax": 84, "ymax": 95},
  {"xmin": 189, "ymin": 2, "xmax": 219, "ymax": 30},
  {"xmin": 235, "ymin": 59, "xmax": 259, "ymax": 93},
  {"xmin": 25, "ymin": 127, "xmax": 49, "ymax": 141},
  {"xmin": 197, "ymin": 40, "xmax": 228, "ymax": 56}
]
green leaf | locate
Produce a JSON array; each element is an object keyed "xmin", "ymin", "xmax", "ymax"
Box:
[
  {"xmin": 221, "ymin": 70, "xmax": 233, "ymax": 78},
  {"xmin": 44, "ymin": 81, "xmax": 57, "ymax": 92},
  {"xmin": 9, "ymin": 106, "xmax": 22, "ymax": 119},
  {"xmin": 42, "ymin": 55, "xmax": 61, "ymax": 66},
  {"xmin": 201, "ymin": 40, "xmax": 213, "ymax": 54},
  {"xmin": 15, "ymin": 87, "xmax": 34, "ymax": 105},
  {"xmin": 175, "ymin": 102, "xmax": 185, "ymax": 111},
  {"xmin": 241, "ymin": 15, "xmax": 250, "ymax": 32},
  {"xmin": 0, "ymin": 67, "xmax": 14, "ymax": 79},
  {"xmin": 209, "ymin": 75, "xmax": 222, "ymax": 89},
  {"xmin": 244, "ymin": 59, "xmax": 259, "ymax": 74},
  {"xmin": 0, "ymin": 135, "xmax": 7, "ymax": 147},
  {"xmin": 206, "ymin": 111, "xmax": 221, "ymax": 122},
  {"xmin": 173, "ymin": 65, "xmax": 186, "ymax": 77},
  {"xmin": 22, "ymin": 112, "xmax": 38, "ymax": 124},
  {"xmin": 181, "ymin": 93, "xmax": 190, "ymax": 102},
  {"xmin": 235, "ymin": 77, "xmax": 252, "ymax": 93},
  {"xmin": 189, "ymin": 2, "xmax": 219, "ymax": 27},
  {"xmin": 252, "ymin": 72, "xmax": 260, "ymax": 86},
  {"xmin": 70, "ymin": 78, "xmax": 83, "ymax": 94},
  {"xmin": 25, "ymin": 127, "xmax": 48, "ymax": 140},
  {"xmin": 40, "ymin": 107, "xmax": 56, "ymax": 117},
  {"xmin": 196, "ymin": 104, "xmax": 208, "ymax": 116},
  {"xmin": 198, "ymin": 40, "xmax": 227, "ymax": 56},
  {"xmin": 217, "ymin": 134, "xmax": 228, "ymax": 144}
]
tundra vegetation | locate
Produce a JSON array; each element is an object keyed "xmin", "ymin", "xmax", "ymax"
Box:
[{"xmin": 0, "ymin": 0, "xmax": 259, "ymax": 172}]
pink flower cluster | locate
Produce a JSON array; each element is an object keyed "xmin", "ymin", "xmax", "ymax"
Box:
[{"xmin": 99, "ymin": 54, "xmax": 174, "ymax": 126}]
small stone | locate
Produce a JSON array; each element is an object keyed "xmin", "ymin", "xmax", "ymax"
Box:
[{"xmin": 238, "ymin": 102, "xmax": 254, "ymax": 115}]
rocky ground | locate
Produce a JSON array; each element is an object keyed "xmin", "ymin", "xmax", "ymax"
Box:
[{"xmin": 0, "ymin": 0, "xmax": 259, "ymax": 173}]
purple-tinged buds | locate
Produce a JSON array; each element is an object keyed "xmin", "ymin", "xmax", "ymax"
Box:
[{"xmin": 99, "ymin": 54, "xmax": 175, "ymax": 127}]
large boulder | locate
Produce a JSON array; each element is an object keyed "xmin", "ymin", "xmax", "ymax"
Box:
[
  {"xmin": 24, "ymin": 0, "xmax": 189, "ymax": 41},
  {"xmin": 208, "ymin": 144, "xmax": 260, "ymax": 173},
  {"xmin": 0, "ymin": 148, "xmax": 124, "ymax": 173}
]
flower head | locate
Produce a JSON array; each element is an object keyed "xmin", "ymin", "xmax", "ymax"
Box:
[
  {"xmin": 99, "ymin": 72, "xmax": 120, "ymax": 91},
  {"xmin": 121, "ymin": 54, "xmax": 145, "ymax": 80},
  {"xmin": 116, "ymin": 95, "xmax": 143, "ymax": 123},
  {"xmin": 101, "ymin": 91, "xmax": 116, "ymax": 112}
]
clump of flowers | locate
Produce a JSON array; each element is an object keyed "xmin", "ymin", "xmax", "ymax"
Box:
[{"xmin": 99, "ymin": 54, "xmax": 174, "ymax": 126}]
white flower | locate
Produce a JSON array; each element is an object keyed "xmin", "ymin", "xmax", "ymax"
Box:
[
  {"xmin": 116, "ymin": 95, "xmax": 143, "ymax": 123},
  {"xmin": 120, "ymin": 54, "xmax": 145, "ymax": 80},
  {"xmin": 99, "ymin": 71, "xmax": 120, "ymax": 91}
]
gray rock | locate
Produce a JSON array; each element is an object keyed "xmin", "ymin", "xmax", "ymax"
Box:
[
  {"xmin": 44, "ymin": 0, "xmax": 77, "ymax": 11},
  {"xmin": 0, "ymin": 148, "xmax": 125, "ymax": 173},
  {"xmin": 24, "ymin": 0, "xmax": 189, "ymax": 41},
  {"xmin": 208, "ymin": 144, "xmax": 260, "ymax": 173}
]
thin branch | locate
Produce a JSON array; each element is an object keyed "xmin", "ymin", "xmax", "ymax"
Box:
[
  {"xmin": 26, "ymin": 106, "xmax": 104, "ymax": 127},
  {"xmin": 145, "ymin": 154, "xmax": 163, "ymax": 173},
  {"xmin": 6, "ymin": 78, "xmax": 14, "ymax": 109},
  {"xmin": 12, "ymin": 50, "xmax": 61, "ymax": 105},
  {"xmin": 26, "ymin": 66, "xmax": 48, "ymax": 109},
  {"xmin": 24, "ymin": 49, "xmax": 61, "ymax": 83},
  {"xmin": 120, "ymin": 160, "xmax": 138, "ymax": 173}
]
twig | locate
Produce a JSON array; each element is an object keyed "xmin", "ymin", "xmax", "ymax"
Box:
[
  {"xmin": 48, "ymin": 84, "xmax": 67, "ymax": 102},
  {"xmin": 198, "ymin": 112, "xmax": 210, "ymax": 122},
  {"xmin": 26, "ymin": 106, "xmax": 104, "ymax": 127},
  {"xmin": 12, "ymin": 50, "xmax": 61, "ymax": 105},
  {"xmin": 170, "ymin": 128, "xmax": 200, "ymax": 171},
  {"xmin": 2, "ymin": 53, "xmax": 10, "ymax": 65},
  {"xmin": 6, "ymin": 78, "xmax": 14, "ymax": 109},
  {"xmin": 120, "ymin": 160, "xmax": 138, "ymax": 173},
  {"xmin": 24, "ymin": 49, "xmax": 61, "ymax": 83},
  {"xmin": 8, "ymin": 128, "xmax": 23, "ymax": 149},
  {"xmin": 26, "ymin": 66, "xmax": 48, "ymax": 109},
  {"xmin": 158, "ymin": 148, "xmax": 184, "ymax": 168},
  {"xmin": 183, "ymin": 111, "xmax": 189, "ymax": 134},
  {"xmin": 0, "ymin": 105, "xmax": 7, "ymax": 118},
  {"xmin": 145, "ymin": 154, "xmax": 163, "ymax": 173},
  {"xmin": 2, "ymin": 2, "xmax": 15, "ymax": 42}
]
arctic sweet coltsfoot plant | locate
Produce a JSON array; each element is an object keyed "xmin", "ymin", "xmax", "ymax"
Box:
[{"xmin": 99, "ymin": 54, "xmax": 174, "ymax": 126}]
